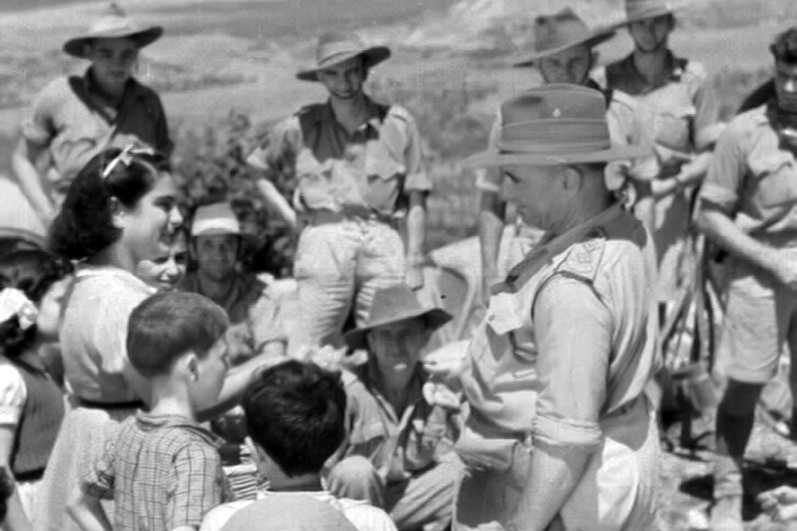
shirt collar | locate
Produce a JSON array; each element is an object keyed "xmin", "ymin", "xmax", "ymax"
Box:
[
  {"xmin": 135, "ymin": 411, "xmax": 225, "ymax": 449},
  {"xmin": 317, "ymin": 95, "xmax": 385, "ymax": 132},
  {"xmin": 502, "ymin": 203, "xmax": 623, "ymax": 292},
  {"xmin": 611, "ymin": 51, "xmax": 686, "ymax": 95}
]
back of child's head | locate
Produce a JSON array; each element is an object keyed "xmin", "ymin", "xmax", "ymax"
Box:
[
  {"xmin": 127, "ymin": 291, "xmax": 228, "ymax": 378},
  {"xmin": 242, "ymin": 360, "xmax": 346, "ymax": 477},
  {"xmin": 0, "ymin": 250, "xmax": 71, "ymax": 358}
]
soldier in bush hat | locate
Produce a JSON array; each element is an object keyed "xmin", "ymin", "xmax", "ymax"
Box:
[
  {"xmin": 477, "ymin": 7, "xmax": 656, "ymax": 300},
  {"xmin": 11, "ymin": 2, "xmax": 173, "ymax": 230},
  {"xmin": 247, "ymin": 31, "xmax": 432, "ymax": 351},
  {"xmin": 454, "ymin": 84, "xmax": 659, "ymax": 530},
  {"xmin": 696, "ymin": 27, "xmax": 797, "ymax": 530},
  {"xmin": 326, "ymin": 283, "xmax": 461, "ymax": 531},
  {"xmin": 178, "ymin": 202, "xmax": 287, "ymax": 364},
  {"xmin": 592, "ymin": 0, "xmax": 721, "ymax": 305}
]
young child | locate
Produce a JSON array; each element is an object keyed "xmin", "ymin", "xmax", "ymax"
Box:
[
  {"xmin": 69, "ymin": 291, "xmax": 232, "ymax": 530},
  {"xmin": 0, "ymin": 250, "xmax": 70, "ymax": 527},
  {"xmin": 200, "ymin": 360, "xmax": 396, "ymax": 531}
]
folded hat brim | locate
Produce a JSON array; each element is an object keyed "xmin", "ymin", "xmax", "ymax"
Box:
[
  {"xmin": 462, "ymin": 143, "xmax": 652, "ymax": 168},
  {"xmin": 344, "ymin": 308, "xmax": 452, "ymax": 351},
  {"xmin": 64, "ymin": 26, "xmax": 164, "ymax": 58},
  {"xmin": 296, "ymin": 46, "xmax": 391, "ymax": 82},
  {"xmin": 513, "ymin": 29, "xmax": 615, "ymax": 68},
  {"xmin": 607, "ymin": 1, "xmax": 685, "ymax": 29}
]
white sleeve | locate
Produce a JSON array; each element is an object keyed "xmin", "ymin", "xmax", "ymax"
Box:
[
  {"xmin": 342, "ymin": 503, "xmax": 398, "ymax": 531},
  {"xmin": 199, "ymin": 501, "xmax": 248, "ymax": 531},
  {"xmin": 0, "ymin": 361, "xmax": 26, "ymax": 426}
]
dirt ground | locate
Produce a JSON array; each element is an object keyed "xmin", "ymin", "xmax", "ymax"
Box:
[{"xmin": 659, "ymin": 410, "xmax": 797, "ymax": 530}]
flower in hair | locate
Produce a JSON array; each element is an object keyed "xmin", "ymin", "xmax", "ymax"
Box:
[{"xmin": 0, "ymin": 288, "xmax": 38, "ymax": 330}]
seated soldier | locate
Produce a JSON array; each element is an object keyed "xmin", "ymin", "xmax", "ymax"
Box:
[
  {"xmin": 326, "ymin": 284, "xmax": 462, "ymax": 531},
  {"xmin": 178, "ymin": 202, "xmax": 287, "ymax": 364}
]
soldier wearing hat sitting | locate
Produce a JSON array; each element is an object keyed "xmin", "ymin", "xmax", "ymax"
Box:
[
  {"xmin": 454, "ymin": 85, "xmax": 659, "ymax": 530},
  {"xmin": 325, "ymin": 284, "xmax": 462, "ymax": 531},
  {"xmin": 593, "ymin": 0, "xmax": 721, "ymax": 305},
  {"xmin": 12, "ymin": 3, "xmax": 173, "ymax": 230},
  {"xmin": 477, "ymin": 7, "xmax": 656, "ymax": 300},
  {"xmin": 178, "ymin": 202, "xmax": 287, "ymax": 364},
  {"xmin": 246, "ymin": 32, "xmax": 431, "ymax": 351}
]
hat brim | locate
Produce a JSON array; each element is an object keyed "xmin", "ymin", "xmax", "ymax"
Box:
[
  {"xmin": 512, "ymin": 29, "xmax": 616, "ymax": 68},
  {"xmin": 344, "ymin": 308, "xmax": 452, "ymax": 351},
  {"xmin": 463, "ymin": 143, "xmax": 652, "ymax": 168},
  {"xmin": 296, "ymin": 46, "xmax": 391, "ymax": 82},
  {"xmin": 608, "ymin": 2, "xmax": 685, "ymax": 28},
  {"xmin": 64, "ymin": 26, "xmax": 164, "ymax": 58}
]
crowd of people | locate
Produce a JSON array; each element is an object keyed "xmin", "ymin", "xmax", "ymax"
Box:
[{"xmin": 1, "ymin": 0, "xmax": 797, "ymax": 529}]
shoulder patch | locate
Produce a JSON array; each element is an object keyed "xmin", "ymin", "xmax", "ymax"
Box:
[{"xmin": 555, "ymin": 228, "xmax": 607, "ymax": 282}]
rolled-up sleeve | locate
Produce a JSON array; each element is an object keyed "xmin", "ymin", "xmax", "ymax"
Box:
[
  {"xmin": 531, "ymin": 275, "xmax": 611, "ymax": 451},
  {"xmin": 20, "ymin": 82, "xmax": 58, "ymax": 146},
  {"xmin": 0, "ymin": 363, "xmax": 25, "ymax": 426},
  {"xmin": 698, "ymin": 125, "xmax": 745, "ymax": 214},
  {"xmin": 401, "ymin": 113, "xmax": 432, "ymax": 193}
]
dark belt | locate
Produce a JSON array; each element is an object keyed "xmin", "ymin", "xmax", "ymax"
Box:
[{"xmin": 76, "ymin": 397, "xmax": 145, "ymax": 411}]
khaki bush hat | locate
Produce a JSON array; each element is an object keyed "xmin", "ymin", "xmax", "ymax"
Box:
[
  {"xmin": 513, "ymin": 8, "xmax": 615, "ymax": 67},
  {"xmin": 344, "ymin": 284, "xmax": 452, "ymax": 351},
  {"xmin": 613, "ymin": 0, "xmax": 685, "ymax": 26},
  {"xmin": 191, "ymin": 202, "xmax": 240, "ymax": 237},
  {"xmin": 296, "ymin": 31, "xmax": 391, "ymax": 82},
  {"xmin": 463, "ymin": 84, "xmax": 651, "ymax": 167},
  {"xmin": 64, "ymin": 3, "xmax": 163, "ymax": 59}
]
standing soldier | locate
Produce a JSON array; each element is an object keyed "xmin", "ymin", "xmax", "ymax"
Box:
[
  {"xmin": 696, "ymin": 28, "xmax": 797, "ymax": 530},
  {"xmin": 478, "ymin": 8, "xmax": 655, "ymax": 298},
  {"xmin": 454, "ymin": 85, "xmax": 660, "ymax": 530},
  {"xmin": 593, "ymin": 0, "xmax": 721, "ymax": 307},
  {"xmin": 247, "ymin": 32, "xmax": 430, "ymax": 350},
  {"xmin": 12, "ymin": 3, "xmax": 173, "ymax": 229}
]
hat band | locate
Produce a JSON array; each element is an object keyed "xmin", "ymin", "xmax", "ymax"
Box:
[
  {"xmin": 498, "ymin": 119, "xmax": 611, "ymax": 153},
  {"xmin": 317, "ymin": 48, "xmax": 364, "ymax": 68}
]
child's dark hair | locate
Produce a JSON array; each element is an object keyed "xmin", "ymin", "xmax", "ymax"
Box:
[
  {"xmin": 126, "ymin": 292, "xmax": 228, "ymax": 378},
  {"xmin": 242, "ymin": 360, "xmax": 346, "ymax": 477},
  {"xmin": 49, "ymin": 147, "xmax": 169, "ymax": 260},
  {"xmin": 0, "ymin": 250, "xmax": 72, "ymax": 359},
  {"xmin": 0, "ymin": 467, "xmax": 12, "ymax": 522},
  {"xmin": 771, "ymin": 27, "xmax": 797, "ymax": 65}
]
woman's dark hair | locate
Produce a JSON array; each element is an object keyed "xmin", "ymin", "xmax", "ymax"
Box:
[
  {"xmin": 49, "ymin": 147, "xmax": 169, "ymax": 260},
  {"xmin": 0, "ymin": 250, "xmax": 72, "ymax": 359},
  {"xmin": 771, "ymin": 28, "xmax": 797, "ymax": 65}
]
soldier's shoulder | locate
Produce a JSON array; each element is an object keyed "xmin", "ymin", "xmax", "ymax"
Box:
[{"xmin": 555, "ymin": 228, "xmax": 608, "ymax": 282}]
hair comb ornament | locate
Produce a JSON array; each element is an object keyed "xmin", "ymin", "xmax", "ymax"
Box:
[{"xmin": 101, "ymin": 143, "xmax": 158, "ymax": 180}]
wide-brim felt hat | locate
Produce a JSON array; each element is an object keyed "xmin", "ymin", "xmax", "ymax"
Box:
[
  {"xmin": 296, "ymin": 31, "xmax": 391, "ymax": 82},
  {"xmin": 64, "ymin": 3, "xmax": 163, "ymax": 59},
  {"xmin": 344, "ymin": 284, "xmax": 452, "ymax": 351},
  {"xmin": 611, "ymin": 0, "xmax": 686, "ymax": 27},
  {"xmin": 463, "ymin": 83, "xmax": 651, "ymax": 168},
  {"xmin": 513, "ymin": 8, "xmax": 615, "ymax": 67}
]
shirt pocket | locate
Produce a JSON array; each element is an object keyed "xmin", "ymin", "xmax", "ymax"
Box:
[
  {"xmin": 750, "ymin": 151, "xmax": 797, "ymax": 209},
  {"xmin": 362, "ymin": 138, "xmax": 404, "ymax": 212}
]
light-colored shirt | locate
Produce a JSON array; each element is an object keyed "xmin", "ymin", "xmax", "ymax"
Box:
[
  {"xmin": 177, "ymin": 272, "xmax": 287, "ymax": 365},
  {"xmin": 200, "ymin": 489, "xmax": 396, "ymax": 531},
  {"xmin": 247, "ymin": 97, "xmax": 431, "ymax": 216},
  {"xmin": 338, "ymin": 363, "xmax": 459, "ymax": 483},
  {"xmin": 21, "ymin": 69, "xmax": 173, "ymax": 203},
  {"xmin": 0, "ymin": 357, "xmax": 26, "ymax": 426},
  {"xmin": 60, "ymin": 266, "xmax": 155, "ymax": 403},
  {"xmin": 699, "ymin": 104, "xmax": 797, "ymax": 240},
  {"xmin": 83, "ymin": 412, "xmax": 229, "ymax": 531},
  {"xmin": 460, "ymin": 204, "xmax": 659, "ymax": 442}
]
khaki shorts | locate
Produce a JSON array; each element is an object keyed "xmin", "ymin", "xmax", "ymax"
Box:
[{"xmin": 721, "ymin": 259, "xmax": 797, "ymax": 384}]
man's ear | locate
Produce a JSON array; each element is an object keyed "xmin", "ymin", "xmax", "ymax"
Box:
[
  {"xmin": 109, "ymin": 197, "xmax": 127, "ymax": 230},
  {"xmin": 185, "ymin": 354, "xmax": 199, "ymax": 382},
  {"xmin": 561, "ymin": 166, "xmax": 584, "ymax": 193}
]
